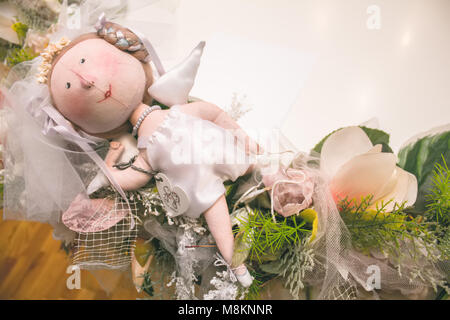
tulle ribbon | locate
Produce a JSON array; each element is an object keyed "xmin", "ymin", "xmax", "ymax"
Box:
[
  {"xmin": 41, "ymin": 105, "xmax": 104, "ymax": 144},
  {"xmin": 40, "ymin": 104, "xmax": 135, "ymax": 229},
  {"xmin": 213, "ymin": 253, "xmax": 237, "ymax": 283}
]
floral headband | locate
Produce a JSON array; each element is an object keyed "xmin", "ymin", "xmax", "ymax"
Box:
[{"xmin": 37, "ymin": 37, "xmax": 71, "ymax": 84}]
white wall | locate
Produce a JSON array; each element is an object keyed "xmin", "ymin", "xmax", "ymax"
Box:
[{"xmin": 123, "ymin": 0, "xmax": 450, "ymax": 153}]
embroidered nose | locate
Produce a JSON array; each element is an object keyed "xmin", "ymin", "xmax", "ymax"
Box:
[
  {"xmin": 79, "ymin": 77, "xmax": 94, "ymax": 89},
  {"xmin": 70, "ymin": 68, "xmax": 96, "ymax": 89}
]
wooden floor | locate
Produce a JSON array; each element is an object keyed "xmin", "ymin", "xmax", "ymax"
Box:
[{"xmin": 0, "ymin": 209, "xmax": 145, "ymax": 300}]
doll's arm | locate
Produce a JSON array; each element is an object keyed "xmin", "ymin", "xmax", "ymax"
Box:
[
  {"xmin": 181, "ymin": 101, "xmax": 241, "ymax": 129},
  {"xmin": 180, "ymin": 101, "xmax": 263, "ymax": 154},
  {"xmin": 104, "ymin": 142, "xmax": 152, "ymax": 191}
]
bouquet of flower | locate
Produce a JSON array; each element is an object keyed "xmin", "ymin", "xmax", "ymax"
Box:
[
  {"xmin": 104, "ymin": 123, "xmax": 446, "ymax": 300},
  {"xmin": 44, "ymin": 120, "xmax": 445, "ymax": 300}
]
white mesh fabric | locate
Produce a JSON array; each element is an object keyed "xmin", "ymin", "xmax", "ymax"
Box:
[{"xmin": 72, "ymin": 197, "xmax": 138, "ymax": 270}]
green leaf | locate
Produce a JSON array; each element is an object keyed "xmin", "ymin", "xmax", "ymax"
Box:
[
  {"xmin": 360, "ymin": 126, "xmax": 393, "ymax": 153},
  {"xmin": 398, "ymin": 130, "xmax": 450, "ymax": 212},
  {"xmin": 231, "ymin": 231, "xmax": 251, "ymax": 267},
  {"xmin": 259, "ymin": 260, "xmax": 283, "ymax": 274},
  {"xmin": 255, "ymin": 191, "xmax": 272, "ymax": 210},
  {"xmin": 312, "ymin": 126, "xmax": 393, "ymax": 154}
]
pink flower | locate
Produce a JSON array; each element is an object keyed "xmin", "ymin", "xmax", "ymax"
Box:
[{"xmin": 262, "ymin": 167, "xmax": 315, "ymax": 217}]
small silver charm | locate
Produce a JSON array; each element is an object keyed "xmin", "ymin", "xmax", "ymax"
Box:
[{"xmin": 155, "ymin": 173, "xmax": 189, "ymax": 217}]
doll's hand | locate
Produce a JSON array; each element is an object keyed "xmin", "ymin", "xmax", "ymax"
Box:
[
  {"xmin": 104, "ymin": 141, "xmax": 153, "ymax": 191},
  {"xmin": 87, "ymin": 141, "xmax": 129, "ymax": 194},
  {"xmin": 105, "ymin": 141, "xmax": 125, "ymax": 169}
]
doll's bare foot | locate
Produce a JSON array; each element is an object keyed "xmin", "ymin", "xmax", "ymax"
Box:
[{"xmin": 233, "ymin": 264, "xmax": 253, "ymax": 288}]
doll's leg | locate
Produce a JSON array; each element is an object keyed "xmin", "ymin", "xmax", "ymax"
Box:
[
  {"xmin": 203, "ymin": 194, "xmax": 234, "ymax": 265},
  {"xmin": 204, "ymin": 195, "xmax": 253, "ymax": 287}
]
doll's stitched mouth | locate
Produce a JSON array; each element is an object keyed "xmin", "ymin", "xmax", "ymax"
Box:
[{"xmin": 97, "ymin": 84, "xmax": 112, "ymax": 103}]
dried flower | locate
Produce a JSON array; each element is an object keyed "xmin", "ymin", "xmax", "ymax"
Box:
[{"xmin": 36, "ymin": 36, "xmax": 71, "ymax": 83}]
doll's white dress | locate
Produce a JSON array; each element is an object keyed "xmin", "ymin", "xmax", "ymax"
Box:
[{"xmin": 137, "ymin": 105, "xmax": 251, "ymax": 218}]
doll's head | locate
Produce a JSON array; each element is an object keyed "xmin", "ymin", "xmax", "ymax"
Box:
[{"xmin": 43, "ymin": 23, "xmax": 153, "ymax": 135}]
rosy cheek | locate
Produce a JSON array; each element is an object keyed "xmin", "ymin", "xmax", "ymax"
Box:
[{"xmin": 61, "ymin": 91, "xmax": 91, "ymax": 120}]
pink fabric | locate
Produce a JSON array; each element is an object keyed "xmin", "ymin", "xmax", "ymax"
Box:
[
  {"xmin": 62, "ymin": 194, "xmax": 128, "ymax": 232},
  {"xmin": 262, "ymin": 167, "xmax": 315, "ymax": 217}
]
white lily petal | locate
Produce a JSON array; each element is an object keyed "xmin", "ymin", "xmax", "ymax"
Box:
[
  {"xmin": 371, "ymin": 168, "xmax": 409, "ymax": 212},
  {"xmin": 330, "ymin": 152, "xmax": 397, "ymax": 203},
  {"xmin": 373, "ymin": 166, "xmax": 401, "ymax": 201},
  {"xmin": 403, "ymin": 169, "xmax": 418, "ymax": 207},
  {"xmin": 320, "ymin": 126, "xmax": 373, "ymax": 178}
]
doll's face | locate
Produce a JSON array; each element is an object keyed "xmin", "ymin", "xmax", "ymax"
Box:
[{"xmin": 50, "ymin": 38, "xmax": 146, "ymax": 134}]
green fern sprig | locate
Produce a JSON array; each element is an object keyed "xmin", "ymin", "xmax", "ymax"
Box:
[
  {"xmin": 235, "ymin": 209, "xmax": 311, "ymax": 263},
  {"xmin": 425, "ymin": 155, "xmax": 450, "ymax": 226},
  {"xmin": 339, "ymin": 196, "xmax": 442, "ymax": 262},
  {"xmin": 340, "ymin": 196, "xmax": 449, "ymax": 293},
  {"xmin": 239, "ymin": 270, "xmax": 263, "ymax": 300}
]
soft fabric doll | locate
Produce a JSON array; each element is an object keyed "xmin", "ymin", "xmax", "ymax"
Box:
[{"xmin": 42, "ymin": 19, "xmax": 259, "ymax": 286}]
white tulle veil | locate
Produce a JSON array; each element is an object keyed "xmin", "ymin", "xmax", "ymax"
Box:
[{"xmin": 1, "ymin": 0, "xmax": 174, "ymax": 225}]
